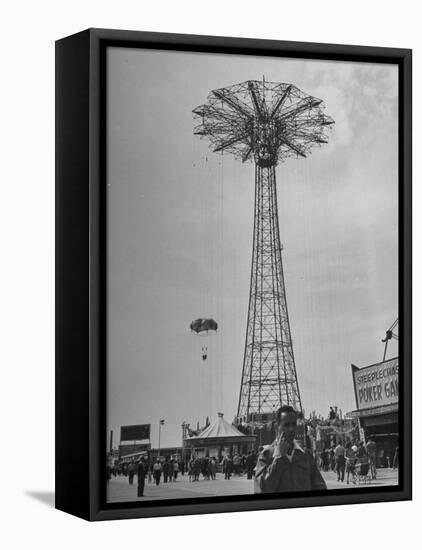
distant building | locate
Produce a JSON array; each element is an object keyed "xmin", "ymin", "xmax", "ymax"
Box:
[
  {"xmin": 148, "ymin": 447, "xmax": 185, "ymax": 461},
  {"xmin": 118, "ymin": 443, "xmax": 150, "ymax": 461}
]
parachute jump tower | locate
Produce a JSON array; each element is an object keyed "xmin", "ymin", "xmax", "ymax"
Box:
[{"xmin": 193, "ymin": 79, "xmax": 334, "ymax": 422}]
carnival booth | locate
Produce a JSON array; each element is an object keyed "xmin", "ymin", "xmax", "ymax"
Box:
[
  {"xmin": 184, "ymin": 413, "xmax": 256, "ymax": 459},
  {"xmin": 348, "ymin": 357, "xmax": 399, "ymax": 467}
]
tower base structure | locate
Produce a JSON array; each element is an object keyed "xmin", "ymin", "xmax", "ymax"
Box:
[
  {"xmin": 192, "ymin": 78, "xmax": 334, "ymax": 429},
  {"xmin": 237, "ymin": 165, "xmax": 302, "ymax": 423}
]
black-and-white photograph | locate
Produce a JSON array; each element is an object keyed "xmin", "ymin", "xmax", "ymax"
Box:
[{"xmin": 105, "ymin": 47, "xmax": 399, "ymax": 503}]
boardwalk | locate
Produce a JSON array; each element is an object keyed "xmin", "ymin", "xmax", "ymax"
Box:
[{"xmin": 107, "ymin": 468, "xmax": 399, "ymax": 503}]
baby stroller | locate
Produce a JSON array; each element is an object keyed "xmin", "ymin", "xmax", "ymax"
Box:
[{"xmin": 356, "ymin": 461, "xmax": 371, "ymax": 484}]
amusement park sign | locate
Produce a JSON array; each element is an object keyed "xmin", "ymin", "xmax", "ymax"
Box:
[{"xmin": 352, "ymin": 357, "xmax": 399, "ymax": 410}]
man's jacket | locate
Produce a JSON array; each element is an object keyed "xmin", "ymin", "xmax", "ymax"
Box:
[
  {"xmin": 254, "ymin": 441, "xmax": 327, "ymax": 493},
  {"xmin": 137, "ymin": 461, "xmax": 146, "ymax": 480}
]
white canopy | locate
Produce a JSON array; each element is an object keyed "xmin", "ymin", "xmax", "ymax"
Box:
[{"xmin": 188, "ymin": 413, "xmax": 245, "ymax": 440}]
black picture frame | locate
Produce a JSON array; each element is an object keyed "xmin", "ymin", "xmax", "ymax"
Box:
[{"xmin": 55, "ymin": 28, "xmax": 412, "ymax": 521}]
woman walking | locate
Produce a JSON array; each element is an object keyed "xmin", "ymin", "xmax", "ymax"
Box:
[
  {"xmin": 345, "ymin": 443, "xmax": 357, "ymax": 485},
  {"xmin": 222, "ymin": 455, "xmax": 233, "ymax": 480},
  {"xmin": 210, "ymin": 457, "xmax": 217, "ymax": 480},
  {"xmin": 127, "ymin": 460, "xmax": 136, "ymax": 485},
  {"xmin": 153, "ymin": 459, "xmax": 162, "ymax": 486},
  {"xmin": 188, "ymin": 458, "xmax": 194, "ymax": 482},
  {"xmin": 173, "ymin": 460, "xmax": 179, "ymax": 481}
]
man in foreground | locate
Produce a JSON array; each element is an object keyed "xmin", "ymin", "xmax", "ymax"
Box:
[{"xmin": 254, "ymin": 405, "xmax": 327, "ymax": 493}]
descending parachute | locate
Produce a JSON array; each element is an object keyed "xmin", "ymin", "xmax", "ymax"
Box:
[
  {"xmin": 190, "ymin": 318, "xmax": 218, "ymax": 334},
  {"xmin": 190, "ymin": 318, "xmax": 218, "ymax": 361}
]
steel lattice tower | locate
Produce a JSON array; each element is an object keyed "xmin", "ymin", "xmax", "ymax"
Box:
[{"xmin": 193, "ymin": 79, "xmax": 334, "ymax": 421}]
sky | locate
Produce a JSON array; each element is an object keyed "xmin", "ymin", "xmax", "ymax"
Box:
[{"xmin": 106, "ymin": 46, "xmax": 398, "ymax": 449}]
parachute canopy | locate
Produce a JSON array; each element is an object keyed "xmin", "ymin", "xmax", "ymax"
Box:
[{"xmin": 190, "ymin": 318, "xmax": 218, "ymax": 334}]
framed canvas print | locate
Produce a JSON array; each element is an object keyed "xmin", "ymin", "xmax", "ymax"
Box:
[{"xmin": 55, "ymin": 28, "xmax": 412, "ymax": 521}]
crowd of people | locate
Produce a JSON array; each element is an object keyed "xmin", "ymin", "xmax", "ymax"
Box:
[
  {"xmin": 108, "ymin": 456, "xmax": 185, "ymax": 483},
  {"xmin": 108, "ymin": 438, "xmax": 399, "ymax": 489},
  {"xmin": 314, "ymin": 438, "xmax": 399, "ymax": 484},
  {"xmin": 107, "ymin": 451, "xmax": 259, "ymax": 496},
  {"xmin": 187, "ymin": 456, "xmax": 218, "ymax": 481},
  {"xmin": 107, "ymin": 456, "xmax": 187, "ymax": 497},
  {"xmin": 107, "ymin": 405, "xmax": 399, "ymax": 497},
  {"xmin": 185, "ymin": 452, "xmax": 257, "ymax": 481}
]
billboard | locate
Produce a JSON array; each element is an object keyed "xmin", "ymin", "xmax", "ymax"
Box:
[
  {"xmin": 352, "ymin": 357, "xmax": 398, "ymax": 410},
  {"xmin": 120, "ymin": 424, "xmax": 151, "ymax": 442}
]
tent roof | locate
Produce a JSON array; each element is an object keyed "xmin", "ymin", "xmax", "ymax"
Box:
[{"xmin": 188, "ymin": 413, "xmax": 245, "ymax": 440}]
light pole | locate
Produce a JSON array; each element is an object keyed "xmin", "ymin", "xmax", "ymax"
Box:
[
  {"xmin": 158, "ymin": 419, "xmax": 165, "ymax": 459},
  {"xmin": 181, "ymin": 422, "xmax": 186, "ymax": 464}
]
